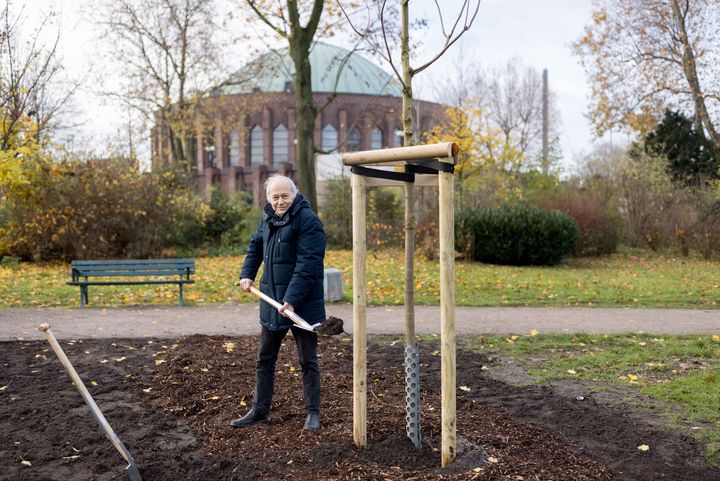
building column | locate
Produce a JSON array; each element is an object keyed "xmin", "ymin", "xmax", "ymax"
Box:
[
  {"xmin": 338, "ymin": 110, "xmax": 347, "ymax": 152},
  {"xmin": 263, "ymin": 107, "xmax": 272, "ymax": 168},
  {"xmin": 314, "ymin": 114, "xmax": 322, "ymax": 151},
  {"xmin": 215, "ymin": 122, "xmax": 225, "ymax": 170},
  {"xmin": 195, "ymin": 126, "xmax": 205, "ymax": 174},
  {"xmin": 288, "ymin": 108, "xmax": 296, "ymax": 166},
  {"xmin": 385, "ymin": 113, "xmax": 396, "ymax": 148}
]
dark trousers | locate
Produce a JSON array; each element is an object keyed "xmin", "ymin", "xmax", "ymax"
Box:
[{"xmin": 253, "ymin": 325, "xmax": 320, "ymax": 416}]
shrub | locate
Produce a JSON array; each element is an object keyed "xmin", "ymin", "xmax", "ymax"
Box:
[
  {"xmin": 456, "ymin": 203, "xmax": 579, "ymax": 266},
  {"xmin": 0, "ymin": 156, "xmax": 202, "ymax": 261},
  {"xmin": 202, "ymin": 189, "xmax": 254, "ymax": 246},
  {"xmin": 319, "ymin": 177, "xmax": 352, "ymax": 249},
  {"xmin": 320, "ymin": 179, "xmax": 403, "ymax": 250},
  {"xmin": 536, "ymin": 189, "xmax": 622, "ymax": 257},
  {"xmin": 367, "ymin": 187, "xmax": 403, "ymax": 248},
  {"xmin": 690, "ymin": 193, "xmax": 720, "ymax": 259}
]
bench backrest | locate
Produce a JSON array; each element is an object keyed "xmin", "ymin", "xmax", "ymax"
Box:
[{"xmin": 71, "ymin": 259, "xmax": 195, "ymax": 279}]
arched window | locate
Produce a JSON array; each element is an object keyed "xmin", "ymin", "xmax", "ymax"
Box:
[
  {"xmin": 272, "ymin": 124, "xmax": 288, "ymax": 165},
  {"xmin": 229, "ymin": 129, "xmax": 240, "ymax": 166},
  {"xmin": 346, "ymin": 127, "xmax": 361, "ymax": 151},
  {"xmin": 250, "ymin": 125, "xmax": 263, "ymax": 165},
  {"xmin": 321, "ymin": 124, "xmax": 338, "ymax": 152},
  {"xmin": 371, "ymin": 127, "xmax": 383, "ymax": 149}
]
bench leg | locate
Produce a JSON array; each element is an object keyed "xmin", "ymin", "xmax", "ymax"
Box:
[
  {"xmin": 178, "ymin": 283, "xmax": 184, "ymax": 306},
  {"xmin": 80, "ymin": 286, "xmax": 87, "ymax": 308}
]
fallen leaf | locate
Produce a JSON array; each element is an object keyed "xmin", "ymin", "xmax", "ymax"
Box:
[
  {"xmin": 223, "ymin": 342, "xmax": 236, "ymax": 353},
  {"xmin": 0, "ymin": 385, "xmax": 7, "ymax": 391},
  {"xmin": 21, "ymin": 460, "xmax": 31, "ymax": 467},
  {"xmin": 637, "ymin": 444, "xmax": 650, "ymax": 451},
  {"xmin": 487, "ymin": 456, "xmax": 498, "ymax": 463},
  {"xmin": 529, "ymin": 329, "xmax": 539, "ymax": 337},
  {"xmin": 142, "ymin": 387, "xmax": 152, "ymax": 393},
  {"xmin": 567, "ymin": 369, "xmax": 577, "ymax": 375},
  {"xmin": 113, "ymin": 357, "xmax": 126, "ymax": 363},
  {"xmin": 99, "ymin": 359, "xmax": 108, "ymax": 364},
  {"xmin": 62, "ymin": 455, "xmax": 81, "ymax": 461},
  {"xmin": 459, "ymin": 385, "xmax": 471, "ymax": 392},
  {"xmin": 154, "ymin": 359, "xmax": 166, "ymax": 366},
  {"xmin": 90, "ymin": 381, "xmax": 97, "ymax": 386},
  {"xmin": 205, "ymin": 395, "xmax": 220, "ymax": 401}
]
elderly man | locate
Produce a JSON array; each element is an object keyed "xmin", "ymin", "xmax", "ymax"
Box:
[{"xmin": 231, "ymin": 175, "xmax": 326, "ymax": 430}]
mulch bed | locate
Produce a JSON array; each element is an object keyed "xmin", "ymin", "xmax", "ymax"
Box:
[{"xmin": 2, "ymin": 334, "xmax": 718, "ymax": 480}]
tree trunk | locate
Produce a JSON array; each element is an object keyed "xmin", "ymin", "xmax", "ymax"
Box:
[
  {"xmin": 671, "ymin": 0, "xmax": 720, "ymax": 149},
  {"xmin": 290, "ymin": 40, "xmax": 318, "ymax": 208}
]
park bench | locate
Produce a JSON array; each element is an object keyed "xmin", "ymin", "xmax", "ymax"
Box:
[{"xmin": 67, "ymin": 259, "xmax": 195, "ymax": 307}]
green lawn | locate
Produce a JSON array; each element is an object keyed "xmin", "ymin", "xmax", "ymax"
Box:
[
  {"xmin": 462, "ymin": 333, "xmax": 720, "ymax": 465},
  {"xmin": 1, "ymin": 248, "xmax": 719, "ymax": 308}
]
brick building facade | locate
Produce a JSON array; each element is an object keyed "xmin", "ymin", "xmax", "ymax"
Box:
[{"xmin": 151, "ymin": 43, "xmax": 447, "ymax": 206}]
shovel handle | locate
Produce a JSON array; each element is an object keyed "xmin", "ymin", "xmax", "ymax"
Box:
[
  {"xmin": 247, "ymin": 286, "xmax": 316, "ymax": 332},
  {"xmin": 38, "ymin": 323, "xmax": 135, "ymax": 464}
]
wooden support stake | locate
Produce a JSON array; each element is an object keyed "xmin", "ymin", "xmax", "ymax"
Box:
[
  {"xmin": 352, "ymin": 173, "xmax": 367, "ymax": 449},
  {"xmin": 439, "ymin": 158, "xmax": 456, "ymax": 467},
  {"xmin": 342, "ymin": 142, "xmax": 458, "ymax": 166}
]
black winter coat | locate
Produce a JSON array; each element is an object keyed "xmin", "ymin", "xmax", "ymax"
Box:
[{"xmin": 240, "ymin": 193, "xmax": 327, "ymax": 330}]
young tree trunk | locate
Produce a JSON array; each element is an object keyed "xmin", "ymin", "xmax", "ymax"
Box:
[{"xmin": 400, "ymin": 0, "xmax": 413, "ymax": 147}]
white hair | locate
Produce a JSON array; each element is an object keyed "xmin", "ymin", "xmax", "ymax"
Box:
[{"xmin": 264, "ymin": 175, "xmax": 298, "ymax": 197}]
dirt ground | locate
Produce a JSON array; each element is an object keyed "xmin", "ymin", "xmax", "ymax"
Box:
[{"xmin": 2, "ymin": 334, "xmax": 718, "ymax": 481}]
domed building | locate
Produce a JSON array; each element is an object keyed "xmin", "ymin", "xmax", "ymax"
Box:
[{"xmin": 151, "ymin": 42, "xmax": 447, "ymax": 206}]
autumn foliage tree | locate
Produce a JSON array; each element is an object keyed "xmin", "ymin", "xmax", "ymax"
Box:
[
  {"xmin": 0, "ymin": 2, "xmax": 71, "ymax": 153},
  {"xmin": 573, "ymin": 0, "xmax": 720, "ymax": 147}
]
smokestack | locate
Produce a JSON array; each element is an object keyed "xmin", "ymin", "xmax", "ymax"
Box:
[{"xmin": 542, "ymin": 68, "xmax": 549, "ymax": 171}]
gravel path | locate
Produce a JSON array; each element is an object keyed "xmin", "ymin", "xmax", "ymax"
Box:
[{"xmin": 1, "ymin": 303, "xmax": 718, "ymax": 340}]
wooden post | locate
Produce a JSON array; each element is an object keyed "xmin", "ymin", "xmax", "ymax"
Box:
[
  {"xmin": 439, "ymin": 156, "xmax": 456, "ymax": 467},
  {"xmin": 352, "ymin": 172, "xmax": 367, "ymax": 448}
]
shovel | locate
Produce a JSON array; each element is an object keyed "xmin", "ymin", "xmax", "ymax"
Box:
[
  {"xmin": 38, "ymin": 323, "xmax": 143, "ymax": 481},
  {"xmin": 248, "ymin": 286, "xmax": 321, "ymax": 332}
]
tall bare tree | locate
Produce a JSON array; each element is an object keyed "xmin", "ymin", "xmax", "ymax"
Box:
[
  {"xmin": 244, "ymin": 0, "xmax": 333, "ymax": 208},
  {"xmin": 479, "ymin": 59, "xmax": 561, "ymax": 171},
  {"xmin": 98, "ymin": 0, "xmax": 221, "ymax": 171},
  {"xmin": 573, "ymin": 0, "xmax": 720, "ymax": 148},
  {"xmin": 0, "ymin": 1, "xmax": 71, "ymax": 150},
  {"xmin": 341, "ymin": 1, "xmax": 480, "ymax": 147}
]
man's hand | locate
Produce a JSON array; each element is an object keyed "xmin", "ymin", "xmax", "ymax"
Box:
[
  {"xmin": 238, "ymin": 278, "xmax": 253, "ymax": 292},
  {"xmin": 278, "ymin": 302, "xmax": 295, "ymax": 318}
]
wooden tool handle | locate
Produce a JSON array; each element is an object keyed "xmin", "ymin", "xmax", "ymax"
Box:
[
  {"xmin": 247, "ymin": 286, "xmax": 316, "ymax": 332},
  {"xmin": 38, "ymin": 323, "xmax": 132, "ymax": 463}
]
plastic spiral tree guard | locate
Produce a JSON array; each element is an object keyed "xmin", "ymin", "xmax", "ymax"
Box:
[{"xmin": 405, "ymin": 343, "xmax": 422, "ymax": 448}]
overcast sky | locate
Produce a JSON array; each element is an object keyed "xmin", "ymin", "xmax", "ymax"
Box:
[{"xmin": 27, "ymin": 0, "xmax": 619, "ymax": 172}]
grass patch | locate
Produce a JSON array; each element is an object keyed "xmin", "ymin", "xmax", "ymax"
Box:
[
  {"xmin": 463, "ymin": 333, "xmax": 720, "ymax": 465},
  {"xmin": 1, "ymin": 248, "xmax": 720, "ymax": 308}
]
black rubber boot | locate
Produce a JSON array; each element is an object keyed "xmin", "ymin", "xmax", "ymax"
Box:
[
  {"xmin": 229, "ymin": 409, "xmax": 269, "ymax": 428},
  {"xmin": 303, "ymin": 413, "xmax": 320, "ymax": 430}
]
